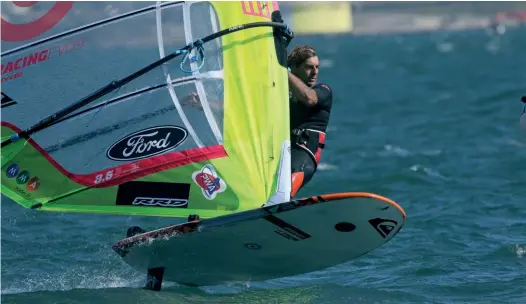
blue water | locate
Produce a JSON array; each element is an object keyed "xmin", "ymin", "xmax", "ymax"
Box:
[{"xmin": 2, "ymin": 26, "xmax": 526, "ymax": 303}]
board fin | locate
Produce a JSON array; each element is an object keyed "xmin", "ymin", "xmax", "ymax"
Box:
[{"xmin": 145, "ymin": 267, "xmax": 165, "ymax": 291}]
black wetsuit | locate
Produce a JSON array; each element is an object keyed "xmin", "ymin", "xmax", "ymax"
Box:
[{"xmin": 289, "ymin": 83, "xmax": 333, "ymax": 189}]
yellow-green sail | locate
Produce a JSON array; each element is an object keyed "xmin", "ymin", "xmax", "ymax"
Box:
[{"xmin": 1, "ymin": 1, "xmax": 291, "ymax": 218}]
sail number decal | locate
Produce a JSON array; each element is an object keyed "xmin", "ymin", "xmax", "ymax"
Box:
[
  {"xmin": 93, "ymin": 163, "xmax": 141, "ymax": 185},
  {"xmin": 241, "ymin": 1, "xmax": 279, "ymax": 19},
  {"xmin": 106, "ymin": 126, "xmax": 188, "ymax": 161},
  {"xmin": 1, "ymin": 1, "xmax": 74, "ymax": 42},
  {"xmin": 94, "ymin": 170, "xmax": 114, "ymax": 184}
]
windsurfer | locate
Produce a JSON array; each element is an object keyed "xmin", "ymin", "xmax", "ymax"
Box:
[{"xmin": 287, "ymin": 45, "xmax": 333, "ymax": 198}]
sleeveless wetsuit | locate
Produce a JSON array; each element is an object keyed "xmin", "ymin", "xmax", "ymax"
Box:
[{"xmin": 289, "ymin": 83, "xmax": 333, "ymax": 198}]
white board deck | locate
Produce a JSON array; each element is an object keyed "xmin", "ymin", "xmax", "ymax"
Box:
[{"xmin": 113, "ymin": 192, "xmax": 406, "ymax": 287}]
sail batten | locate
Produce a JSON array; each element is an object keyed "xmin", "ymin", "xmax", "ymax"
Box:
[{"xmin": 1, "ymin": 1, "xmax": 291, "ymax": 219}]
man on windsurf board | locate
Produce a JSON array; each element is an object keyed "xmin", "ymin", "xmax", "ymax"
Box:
[
  {"xmin": 287, "ymin": 45, "xmax": 333, "ymax": 198},
  {"xmin": 178, "ymin": 45, "xmax": 334, "ymax": 200}
]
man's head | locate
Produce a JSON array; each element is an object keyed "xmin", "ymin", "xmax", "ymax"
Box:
[{"xmin": 288, "ymin": 45, "xmax": 319, "ymax": 87}]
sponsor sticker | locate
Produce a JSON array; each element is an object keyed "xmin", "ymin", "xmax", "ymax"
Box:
[
  {"xmin": 368, "ymin": 218, "xmax": 398, "ymax": 239},
  {"xmin": 131, "ymin": 197, "xmax": 188, "ymax": 208},
  {"xmin": 26, "ymin": 177, "xmax": 40, "ymax": 192},
  {"xmin": 107, "ymin": 126, "xmax": 188, "ymax": 161},
  {"xmin": 16, "ymin": 170, "xmax": 30, "ymax": 185},
  {"xmin": 4, "ymin": 164, "xmax": 41, "ymax": 195},
  {"xmin": 5, "ymin": 163, "xmax": 19, "ymax": 178},
  {"xmin": 192, "ymin": 164, "xmax": 226, "ymax": 200},
  {"xmin": 116, "ymin": 181, "xmax": 190, "ymax": 208}
]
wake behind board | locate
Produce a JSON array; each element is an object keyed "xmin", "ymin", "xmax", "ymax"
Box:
[{"xmin": 112, "ymin": 192, "xmax": 406, "ymax": 288}]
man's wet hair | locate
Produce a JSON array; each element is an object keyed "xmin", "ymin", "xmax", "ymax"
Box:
[{"xmin": 288, "ymin": 45, "xmax": 316, "ymax": 68}]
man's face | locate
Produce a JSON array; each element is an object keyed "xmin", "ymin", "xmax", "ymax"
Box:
[{"xmin": 291, "ymin": 56, "xmax": 319, "ymax": 87}]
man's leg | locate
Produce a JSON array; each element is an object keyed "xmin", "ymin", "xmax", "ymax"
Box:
[
  {"xmin": 290, "ymin": 147, "xmax": 316, "ymax": 199},
  {"xmin": 291, "ymin": 171, "xmax": 304, "ymax": 199}
]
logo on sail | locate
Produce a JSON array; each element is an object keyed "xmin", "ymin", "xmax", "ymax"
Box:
[
  {"xmin": 106, "ymin": 126, "xmax": 188, "ymax": 161},
  {"xmin": 1, "ymin": 1, "xmax": 73, "ymax": 42},
  {"xmin": 5, "ymin": 163, "xmax": 40, "ymax": 193},
  {"xmin": 116, "ymin": 181, "xmax": 190, "ymax": 209},
  {"xmin": 132, "ymin": 197, "xmax": 188, "ymax": 208},
  {"xmin": 192, "ymin": 164, "xmax": 226, "ymax": 200},
  {"xmin": 241, "ymin": 1, "xmax": 279, "ymax": 19},
  {"xmin": 5, "ymin": 163, "xmax": 19, "ymax": 178}
]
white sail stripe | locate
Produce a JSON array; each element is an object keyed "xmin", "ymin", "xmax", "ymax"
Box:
[
  {"xmin": 156, "ymin": 1, "xmax": 204, "ymax": 148},
  {"xmin": 183, "ymin": 1, "xmax": 224, "ymax": 144}
]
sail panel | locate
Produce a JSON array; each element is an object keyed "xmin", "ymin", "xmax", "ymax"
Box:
[
  {"xmin": 2, "ymin": 2, "xmax": 188, "ymax": 130},
  {"xmin": 1, "ymin": 1, "xmax": 290, "ymax": 218}
]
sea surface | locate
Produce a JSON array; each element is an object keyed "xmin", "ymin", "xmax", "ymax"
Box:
[{"xmin": 2, "ymin": 25, "xmax": 526, "ymax": 303}]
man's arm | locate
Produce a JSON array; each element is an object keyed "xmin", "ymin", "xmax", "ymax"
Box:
[{"xmin": 288, "ymin": 72, "xmax": 318, "ymax": 107}]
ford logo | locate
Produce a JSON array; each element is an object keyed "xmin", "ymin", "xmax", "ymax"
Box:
[{"xmin": 107, "ymin": 126, "xmax": 188, "ymax": 161}]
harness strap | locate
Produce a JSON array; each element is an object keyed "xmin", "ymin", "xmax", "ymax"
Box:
[{"xmin": 291, "ymin": 128, "xmax": 326, "ymax": 166}]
